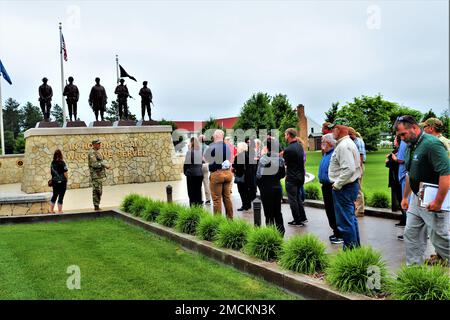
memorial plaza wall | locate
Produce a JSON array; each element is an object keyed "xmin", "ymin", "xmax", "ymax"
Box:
[{"xmin": 21, "ymin": 125, "xmax": 183, "ymax": 193}]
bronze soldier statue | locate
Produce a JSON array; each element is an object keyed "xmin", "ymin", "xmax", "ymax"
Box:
[
  {"xmin": 89, "ymin": 77, "xmax": 107, "ymax": 121},
  {"xmin": 38, "ymin": 77, "xmax": 53, "ymax": 121},
  {"xmin": 114, "ymin": 79, "xmax": 130, "ymax": 120},
  {"xmin": 139, "ymin": 81, "xmax": 153, "ymax": 121},
  {"xmin": 63, "ymin": 76, "xmax": 79, "ymax": 121}
]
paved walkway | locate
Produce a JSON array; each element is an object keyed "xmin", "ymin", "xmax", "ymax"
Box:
[{"xmin": 0, "ymin": 176, "xmax": 434, "ymax": 273}]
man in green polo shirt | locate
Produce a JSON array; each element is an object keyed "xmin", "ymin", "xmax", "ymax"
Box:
[{"xmin": 395, "ymin": 115, "xmax": 450, "ymax": 266}]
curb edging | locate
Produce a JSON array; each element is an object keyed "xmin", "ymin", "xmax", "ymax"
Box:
[{"xmin": 111, "ymin": 209, "xmax": 373, "ymax": 300}]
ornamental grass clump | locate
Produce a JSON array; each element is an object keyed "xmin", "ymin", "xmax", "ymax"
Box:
[
  {"xmin": 196, "ymin": 214, "xmax": 227, "ymax": 241},
  {"xmin": 176, "ymin": 206, "xmax": 208, "ymax": 235},
  {"xmin": 369, "ymin": 192, "xmax": 390, "ymax": 208},
  {"xmin": 244, "ymin": 226, "xmax": 284, "ymax": 262},
  {"xmin": 391, "ymin": 264, "xmax": 450, "ymax": 300},
  {"xmin": 141, "ymin": 199, "xmax": 165, "ymax": 222},
  {"xmin": 305, "ymin": 184, "xmax": 321, "ymax": 200},
  {"xmin": 326, "ymin": 246, "xmax": 389, "ymax": 296},
  {"xmin": 279, "ymin": 234, "xmax": 329, "ymax": 274},
  {"xmin": 120, "ymin": 193, "xmax": 142, "ymax": 213},
  {"xmin": 215, "ymin": 219, "xmax": 251, "ymax": 250},
  {"xmin": 156, "ymin": 202, "xmax": 184, "ymax": 228},
  {"xmin": 129, "ymin": 196, "xmax": 150, "ymax": 216}
]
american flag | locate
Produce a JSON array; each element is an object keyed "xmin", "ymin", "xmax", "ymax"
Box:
[{"xmin": 61, "ymin": 33, "xmax": 67, "ymax": 61}]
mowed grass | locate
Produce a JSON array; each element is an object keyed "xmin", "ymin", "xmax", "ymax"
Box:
[
  {"xmin": 0, "ymin": 218, "xmax": 297, "ymax": 300},
  {"xmin": 304, "ymin": 149, "xmax": 390, "ymax": 203}
]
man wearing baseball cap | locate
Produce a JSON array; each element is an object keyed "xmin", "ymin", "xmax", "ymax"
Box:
[
  {"xmin": 88, "ymin": 139, "xmax": 111, "ymax": 210},
  {"xmin": 420, "ymin": 118, "xmax": 450, "ymax": 156},
  {"xmin": 327, "ymin": 118, "xmax": 362, "ymax": 250}
]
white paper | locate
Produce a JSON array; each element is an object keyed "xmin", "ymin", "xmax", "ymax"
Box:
[{"xmin": 420, "ymin": 183, "xmax": 450, "ymax": 212}]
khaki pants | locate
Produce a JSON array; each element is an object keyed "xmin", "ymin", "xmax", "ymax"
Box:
[
  {"xmin": 202, "ymin": 164, "xmax": 211, "ymax": 202},
  {"xmin": 355, "ymin": 164, "xmax": 365, "ymax": 216},
  {"xmin": 210, "ymin": 170, "xmax": 234, "ymax": 219}
]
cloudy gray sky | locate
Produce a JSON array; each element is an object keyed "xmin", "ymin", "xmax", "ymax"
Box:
[{"xmin": 0, "ymin": 0, "xmax": 448, "ymax": 124}]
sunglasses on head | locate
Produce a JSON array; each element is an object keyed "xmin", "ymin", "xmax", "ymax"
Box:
[{"xmin": 395, "ymin": 116, "xmax": 418, "ymax": 126}]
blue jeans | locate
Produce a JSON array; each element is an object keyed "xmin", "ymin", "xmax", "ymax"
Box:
[{"xmin": 332, "ymin": 181, "xmax": 360, "ymax": 250}]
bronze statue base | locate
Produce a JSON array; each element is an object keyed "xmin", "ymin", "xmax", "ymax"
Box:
[
  {"xmin": 64, "ymin": 121, "xmax": 87, "ymax": 128},
  {"xmin": 114, "ymin": 120, "xmax": 137, "ymax": 127},
  {"xmin": 36, "ymin": 121, "xmax": 60, "ymax": 128},
  {"xmin": 90, "ymin": 121, "xmax": 113, "ymax": 127},
  {"xmin": 137, "ymin": 120, "xmax": 159, "ymax": 126}
]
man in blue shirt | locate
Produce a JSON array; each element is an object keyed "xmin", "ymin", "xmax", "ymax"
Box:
[
  {"xmin": 318, "ymin": 133, "xmax": 343, "ymax": 244},
  {"xmin": 393, "ymin": 139, "xmax": 408, "ymax": 228}
]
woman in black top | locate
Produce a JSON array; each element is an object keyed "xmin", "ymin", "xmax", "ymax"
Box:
[
  {"xmin": 184, "ymin": 137, "xmax": 204, "ymax": 207},
  {"xmin": 50, "ymin": 149, "xmax": 68, "ymax": 213},
  {"xmin": 233, "ymin": 142, "xmax": 252, "ymax": 211},
  {"xmin": 256, "ymin": 138, "xmax": 286, "ymax": 235}
]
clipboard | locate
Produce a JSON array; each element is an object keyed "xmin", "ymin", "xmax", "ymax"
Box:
[{"xmin": 419, "ymin": 182, "xmax": 450, "ymax": 212}]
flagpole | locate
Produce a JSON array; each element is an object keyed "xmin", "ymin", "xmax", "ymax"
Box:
[
  {"xmin": 59, "ymin": 22, "xmax": 67, "ymax": 126},
  {"xmin": 0, "ymin": 78, "xmax": 5, "ymax": 155},
  {"xmin": 116, "ymin": 54, "xmax": 119, "ymax": 84}
]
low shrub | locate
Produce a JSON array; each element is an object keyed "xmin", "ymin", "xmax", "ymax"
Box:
[
  {"xmin": 120, "ymin": 193, "xmax": 142, "ymax": 213},
  {"xmin": 176, "ymin": 206, "xmax": 208, "ymax": 235},
  {"xmin": 244, "ymin": 226, "xmax": 284, "ymax": 261},
  {"xmin": 369, "ymin": 192, "xmax": 390, "ymax": 208},
  {"xmin": 326, "ymin": 246, "xmax": 389, "ymax": 296},
  {"xmin": 279, "ymin": 234, "xmax": 329, "ymax": 274},
  {"xmin": 156, "ymin": 202, "xmax": 185, "ymax": 228},
  {"xmin": 129, "ymin": 196, "xmax": 150, "ymax": 216},
  {"xmin": 215, "ymin": 219, "xmax": 251, "ymax": 250},
  {"xmin": 305, "ymin": 184, "xmax": 320, "ymax": 200},
  {"xmin": 391, "ymin": 265, "xmax": 450, "ymax": 300},
  {"xmin": 141, "ymin": 199, "xmax": 165, "ymax": 222},
  {"xmin": 196, "ymin": 215, "xmax": 226, "ymax": 241}
]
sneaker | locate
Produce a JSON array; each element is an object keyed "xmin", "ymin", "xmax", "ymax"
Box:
[
  {"xmin": 330, "ymin": 236, "xmax": 344, "ymax": 244},
  {"xmin": 94, "ymin": 206, "xmax": 101, "ymax": 211},
  {"xmin": 395, "ymin": 221, "xmax": 406, "ymax": 227},
  {"xmin": 237, "ymin": 207, "xmax": 244, "ymax": 211},
  {"xmin": 397, "ymin": 235, "xmax": 404, "ymax": 241},
  {"xmin": 300, "ymin": 219, "xmax": 308, "ymax": 224},
  {"xmin": 287, "ymin": 220, "xmax": 305, "ymax": 227},
  {"xmin": 205, "ymin": 200, "xmax": 211, "ymax": 205}
]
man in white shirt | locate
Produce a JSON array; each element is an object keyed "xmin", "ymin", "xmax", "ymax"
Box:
[{"xmin": 328, "ymin": 119, "xmax": 362, "ymax": 250}]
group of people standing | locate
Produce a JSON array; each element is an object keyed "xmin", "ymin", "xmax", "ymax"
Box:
[
  {"xmin": 38, "ymin": 77, "xmax": 153, "ymax": 122},
  {"xmin": 183, "ymin": 128, "xmax": 309, "ymax": 236}
]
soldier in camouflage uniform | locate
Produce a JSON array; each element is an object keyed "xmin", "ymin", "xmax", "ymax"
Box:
[{"xmin": 88, "ymin": 139, "xmax": 110, "ymax": 210}]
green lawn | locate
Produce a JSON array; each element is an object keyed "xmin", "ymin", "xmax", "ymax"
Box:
[
  {"xmin": 0, "ymin": 218, "xmax": 297, "ymax": 300},
  {"xmin": 299, "ymin": 149, "xmax": 391, "ymax": 205}
]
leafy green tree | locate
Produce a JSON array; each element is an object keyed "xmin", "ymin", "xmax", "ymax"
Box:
[
  {"xmin": 2, "ymin": 98, "xmax": 21, "ymax": 138},
  {"xmin": 421, "ymin": 109, "xmax": 437, "ymax": 122},
  {"xmin": 13, "ymin": 133, "xmax": 25, "ymax": 154},
  {"xmin": 272, "ymin": 94, "xmax": 296, "ymax": 128},
  {"xmin": 3, "ymin": 130, "xmax": 15, "ymax": 154},
  {"xmin": 233, "ymin": 92, "xmax": 275, "ymax": 136},
  {"xmin": 20, "ymin": 102, "xmax": 43, "ymax": 131},
  {"xmin": 202, "ymin": 117, "xmax": 224, "ymax": 134},
  {"xmin": 336, "ymin": 94, "xmax": 398, "ymax": 151},
  {"xmin": 50, "ymin": 104, "xmax": 67, "ymax": 126},
  {"xmin": 325, "ymin": 102, "xmax": 339, "ymax": 123},
  {"xmin": 104, "ymin": 101, "xmax": 137, "ymax": 122},
  {"xmin": 388, "ymin": 106, "xmax": 423, "ymax": 124},
  {"xmin": 439, "ymin": 109, "xmax": 449, "ymax": 138}
]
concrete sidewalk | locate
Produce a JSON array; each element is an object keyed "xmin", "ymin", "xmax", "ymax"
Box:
[{"xmin": 0, "ymin": 176, "xmax": 434, "ymax": 272}]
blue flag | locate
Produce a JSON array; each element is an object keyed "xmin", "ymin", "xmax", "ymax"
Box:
[{"xmin": 0, "ymin": 59, "xmax": 12, "ymax": 85}]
